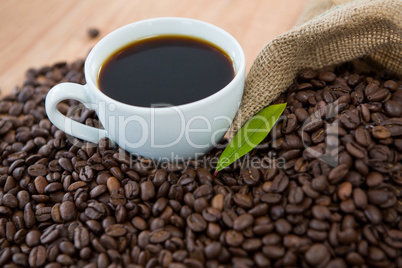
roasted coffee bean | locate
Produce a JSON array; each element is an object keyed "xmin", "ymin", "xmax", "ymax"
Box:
[
  {"xmin": 263, "ymin": 233, "xmax": 282, "ymax": 246},
  {"xmin": 354, "ymin": 126, "xmax": 371, "ymax": 147},
  {"xmin": 311, "ymin": 175, "xmax": 328, "ymax": 192},
  {"xmin": 204, "ymin": 241, "xmax": 221, "ymax": 259},
  {"xmin": 299, "ymin": 69, "xmax": 317, "ymax": 80},
  {"xmin": 34, "ymin": 176, "xmax": 48, "ymax": 194},
  {"xmin": 25, "ymin": 230, "xmax": 41, "ymax": 247},
  {"xmin": 131, "ymin": 216, "xmax": 147, "ymax": 231},
  {"xmin": 317, "ymin": 71, "xmax": 336, "ymax": 82},
  {"xmin": 85, "ymin": 202, "xmax": 106, "ymax": 220},
  {"xmin": 282, "ymin": 114, "xmax": 298, "ymax": 134},
  {"xmin": 288, "ymin": 185, "xmax": 304, "ymax": 204},
  {"xmin": 2, "ymin": 193, "xmax": 18, "ymax": 208},
  {"xmin": 295, "ymin": 107, "xmax": 309, "ymax": 122},
  {"xmin": 109, "ymin": 188, "xmax": 126, "ymax": 206},
  {"xmin": 211, "ymin": 194, "xmax": 224, "ymax": 211},
  {"xmin": 262, "ymin": 245, "xmax": 285, "ymax": 259},
  {"xmin": 384, "ymin": 80, "xmax": 398, "ymax": 91},
  {"xmin": 233, "ymin": 214, "xmax": 254, "ymax": 231},
  {"xmin": 367, "ymin": 87, "xmax": 390, "ymax": 102},
  {"xmin": 187, "ymin": 213, "xmax": 207, "ymax": 232},
  {"xmin": 303, "ymin": 114, "xmax": 323, "ymax": 132},
  {"xmin": 44, "ymin": 182, "xmax": 62, "ymax": 193},
  {"xmin": 328, "ymin": 164, "xmax": 349, "ymax": 183},
  {"xmin": 364, "ymin": 205, "xmax": 383, "ymax": 224},
  {"xmin": 59, "ymin": 240, "xmax": 76, "ymax": 256},
  {"xmin": 105, "ymin": 224, "xmax": 127, "ymax": 237},
  {"xmin": 124, "ymin": 180, "xmax": 139, "ymax": 199},
  {"xmin": 305, "ymin": 243, "xmax": 330, "ymax": 267},
  {"xmin": 29, "ymin": 245, "xmax": 46, "ymax": 267},
  {"xmin": 40, "ymin": 225, "xmax": 60, "ymax": 244},
  {"xmin": 90, "ymin": 185, "xmax": 107, "ymax": 199},
  {"xmin": 312, "ymin": 205, "xmax": 331, "ymax": 220},
  {"xmin": 385, "ymin": 229, "xmax": 402, "ymax": 249},
  {"xmin": 241, "ymin": 167, "xmax": 261, "ymax": 185},
  {"xmin": 28, "ymin": 164, "xmax": 47, "ymax": 177},
  {"xmin": 67, "ymin": 181, "xmax": 87, "ymax": 192},
  {"xmin": 371, "ymin": 125, "xmax": 391, "ymax": 139},
  {"xmin": 201, "ymin": 207, "xmax": 220, "ymax": 222},
  {"xmin": 149, "ymin": 229, "xmax": 170, "ymax": 243},
  {"xmin": 141, "ymin": 181, "xmax": 155, "ymax": 201},
  {"xmin": 261, "ymin": 193, "xmax": 282, "ymax": 204},
  {"xmin": 58, "ymin": 158, "xmax": 73, "ymax": 172},
  {"xmin": 360, "ymin": 104, "xmax": 371, "ymax": 122},
  {"xmin": 40, "ymin": 243, "xmax": 57, "ymax": 264},
  {"xmin": 106, "ymin": 176, "xmax": 120, "ymax": 194},
  {"xmin": 51, "ymin": 203, "xmax": 62, "ymax": 223},
  {"xmin": 87, "ymin": 28, "xmax": 100, "ymax": 38},
  {"xmin": 270, "ymin": 173, "xmax": 289, "ymax": 193},
  {"xmin": 384, "ymin": 100, "xmax": 402, "ymax": 117},
  {"xmin": 79, "ymin": 166, "xmax": 95, "ymax": 182},
  {"xmin": 367, "ymin": 189, "xmax": 393, "ymax": 205},
  {"xmin": 346, "ymin": 141, "xmax": 366, "ymax": 159},
  {"xmin": 366, "ymin": 172, "xmax": 384, "ymax": 187},
  {"xmin": 337, "ymin": 182, "xmax": 352, "ymax": 201},
  {"xmin": 275, "ymin": 218, "xmax": 292, "ymax": 235},
  {"xmin": 340, "ymin": 109, "xmax": 360, "ymax": 129},
  {"xmin": 35, "ymin": 206, "xmax": 52, "ymax": 222},
  {"xmin": 352, "ymin": 188, "xmax": 368, "ymax": 209},
  {"xmin": 0, "ymin": 247, "xmax": 12, "ymax": 267},
  {"xmin": 60, "ymin": 201, "xmax": 77, "ymax": 222},
  {"xmin": 12, "ymin": 252, "xmax": 28, "ymax": 266},
  {"xmin": 233, "ymin": 193, "xmax": 253, "ymax": 209},
  {"xmin": 74, "ymin": 226, "xmax": 90, "ymax": 249},
  {"xmin": 225, "ymin": 230, "xmax": 244, "ymax": 247}
]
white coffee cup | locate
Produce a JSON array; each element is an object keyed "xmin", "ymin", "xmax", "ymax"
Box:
[{"xmin": 45, "ymin": 17, "xmax": 245, "ymax": 160}]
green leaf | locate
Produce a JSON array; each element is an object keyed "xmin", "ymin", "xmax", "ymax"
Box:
[{"xmin": 214, "ymin": 103, "xmax": 286, "ymax": 175}]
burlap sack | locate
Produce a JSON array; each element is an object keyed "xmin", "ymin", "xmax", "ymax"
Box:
[{"xmin": 230, "ymin": 0, "xmax": 402, "ymax": 135}]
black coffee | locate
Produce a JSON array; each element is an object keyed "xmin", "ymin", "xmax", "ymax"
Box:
[{"xmin": 98, "ymin": 35, "xmax": 235, "ymax": 107}]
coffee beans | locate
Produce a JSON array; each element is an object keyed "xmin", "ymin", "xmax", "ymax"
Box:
[
  {"xmin": 148, "ymin": 229, "xmax": 170, "ymax": 243},
  {"xmin": 337, "ymin": 181, "xmax": 352, "ymax": 200},
  {"xmin": 105, "ymin": 224, "xmax": 127, "ymax": 237},
  {"xmin": 187, "ymin": 213, "xmax": 207, "ymax": 232},
  {"xmin": 87, "ymin": 28, "xmax": 100, "ymax": 38},
  {"xmin": 59, "ymin": 201, "xmax": 77, "ymax": 222},
  {"xmin": 0, "ymin": 62, "xmax": 401, "ymax": 267},
  {"xmin": 29, "ymin": 245, "xmax": 46, "ymax": 267},
  {"xmin": 233, "ymin": 213, "xmax": 254, "ymax": 231},
  {"xmin": 106, "ymin": 176, "xmax": 120, "ymax": 194},
  {"xmin": 305, "ymin": 244, "xmax": 330, "ymax": 267},
  {"xmin": 85, "ymin": 202, "xmax": 106, "ymax": 220},
  {"xmin": 140, "ymin": 180, "xmax": 155, "ymax": 201}
]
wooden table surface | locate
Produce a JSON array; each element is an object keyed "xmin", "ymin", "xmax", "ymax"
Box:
[{"xmin": 0, "ymin": 0, "xmax": 307, "ymax": 94}]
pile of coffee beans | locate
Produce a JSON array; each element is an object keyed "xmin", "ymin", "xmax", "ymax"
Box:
[{"xmin": 0, "ymin": 60, "xmax": 401, "ymax": 268}]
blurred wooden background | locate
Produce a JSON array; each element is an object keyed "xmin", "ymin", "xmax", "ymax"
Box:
[{"xmin": 0, "ymin": 0, "xmax": 307, "ymax": 93}]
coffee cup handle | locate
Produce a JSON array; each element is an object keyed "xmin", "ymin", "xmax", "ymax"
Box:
[{"xmin": 45, "ymin": 82, "xmax": 107, "ymax": 143}]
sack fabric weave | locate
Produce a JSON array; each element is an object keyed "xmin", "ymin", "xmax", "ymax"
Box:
[{"xmin": 230, "ymin": 0, "xmax": 402, "ymax": 135}]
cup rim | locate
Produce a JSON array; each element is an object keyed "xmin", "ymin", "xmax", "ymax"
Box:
[{"xmin": 84, "ymin": 17, "xmax": 245, "ymax": 111}]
